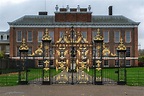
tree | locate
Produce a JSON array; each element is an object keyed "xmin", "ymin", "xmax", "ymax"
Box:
[
  {"xmin": 0, "ymin": 51, "xmax": 4, "ymax": 59},
  {"xmin": 139, "ymin": 49, "xmax": 144, "ymax": 56}
]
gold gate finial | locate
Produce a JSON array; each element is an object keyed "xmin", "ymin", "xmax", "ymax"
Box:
[
  {"xmin": 93, "ymin": 28, "xmax": 104, "ymax": 42},
  {"xmin": 42, "ymin": 28, "xmax": 52, "ymax": 42},
  {"xmin": 19, "ymin": 38, "xmax": 29, "ymax": 51},
  {"xmin": 117, "ymin": 38, "xmax": 126, "ymax": 51}
]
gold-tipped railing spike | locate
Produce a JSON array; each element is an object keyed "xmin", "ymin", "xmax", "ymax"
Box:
[
  {"xmin": 19, "ymin": 38, "xmax": 29, "ymax": 51},
  {"xmin": 117, "ymin": 38, "xmax": 126, "ymax": 51}
]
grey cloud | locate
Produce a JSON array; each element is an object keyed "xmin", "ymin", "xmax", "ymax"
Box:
[{"xmin": 0, "ymin": 0, "xmax": 144, "ymax": 48}]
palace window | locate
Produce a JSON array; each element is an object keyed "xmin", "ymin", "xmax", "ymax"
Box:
[
  {"xmin": 3, "ymin": 34, "xmax": 7, "ymax": 40},
  {"xmin": 115, "ymin": 60, "xmax": 118, "ymax": 67},
  {"xmin": 38, "ymin": 31, "xmax": 43, "ymax": 42},
  {"xmin": 103, "ymin": 31, "xmax": 109, "ymax": 43},
  {"xmin": 27, "ymin": 31, "xmax": 32, "ymax": 42},
  {"xmin": 49, "ymin": 31, "xmax": 54, "ymax": 42},
  {"xmin": 104, "ymin": 60, "xmax": 109, "ymax": 67},
  {"xmin": 38, "ymin": 60, "xmax": 43, "ymax": 67},
  {"xmin": 5, "ymin": 45, "xmax": 9, "ymax": 53},
  {"xmin": 92, "ymin": 31, "xmax": 97, "ymax": 40},
  {"xmin": 28, "ymin": 47, "xmax": 32, "ymax": 55},
  {"xmin": 81, "ymin": 31, "xmax": 87, "ymax": 39},
  {"xmin": 125, "ymin": 31, "xmax": 131, "ymax": 43},
  {"xmin": 126, "ymin": 60, "xmax": 131, "ymax": 66},
  {"xmin": 60, "ymin": 31, "xmax": 64, "ymax": 38},
  {"xmin": 114, "ymin": 31, "xmax": 120, "ymax": 43},
  {"xmin": 126, "ymin": 47, "xmax": 130, "ymax": 57},
  {"xmin": 17, "ymin": 31, "xmax": 22, "ymax": 42}
]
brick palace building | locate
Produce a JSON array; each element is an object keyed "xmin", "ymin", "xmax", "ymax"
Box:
[{"xmin": 8, "ymin": 5, "xmax": 140, "ymax": 67}]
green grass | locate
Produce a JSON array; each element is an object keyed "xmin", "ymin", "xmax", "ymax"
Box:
[
  {"xmin": 0, "ymin": 69, "xmax": 18, "ymax": 86},
  {"xmin": 28, "ymin": 68, "xmax": 61, "ymax": 81},
  {"xmin": 1, "ymin": 67, "xmax": 144, "ymax": 86},
  {"xmin": 126, "ymin": 67, "xmax": 144, "ymax": 86},
  {"xmin": 0, "ymin": 68, "xmax": 61, "ymax": 86},
  {"xmin": 85, "ymin": 67, "xmax": 144, "ymax": 86}
]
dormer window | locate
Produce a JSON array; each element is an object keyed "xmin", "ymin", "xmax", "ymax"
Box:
[{"xmin": 3, "ymin": 34, "xmax": 7, "ymax": 40}]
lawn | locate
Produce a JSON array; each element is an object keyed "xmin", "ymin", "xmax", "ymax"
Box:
[
  {"xmin": 85, "ymin": 67, "xmax": 144, "ymax": 86},
  {"xmin": 0, "ymin": 68, "xmax": 61, "ymax": 86},
  {"xmin": 0, "ymin": 67, "xmax": 144, "ymax": 86},
  {"xmin": 28, "ymin": 68, "xmax": 61, "ymax": 81},
  {"xmin": 126, "ymin": 67, "xmax": 144, "ymax": 86},
  {"xmin": 0, "ymin": 69, "xmax": 18, "ymax": 86}
]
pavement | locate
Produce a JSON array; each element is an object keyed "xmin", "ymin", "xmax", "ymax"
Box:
[{"xmin": 0, "ymin": 84, "xmax": 144, "ymax": 96}]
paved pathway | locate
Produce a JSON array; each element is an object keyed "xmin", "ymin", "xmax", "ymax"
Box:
[{"xmin": 0, "ymin": 85, "xmax": 144, "ymax": 96}]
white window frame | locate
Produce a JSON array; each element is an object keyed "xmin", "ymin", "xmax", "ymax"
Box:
[
  {"xmin": 5, "ymin": 45, "xmax": 9, "ymax": 53},
  {"xmin": 17, "ymin": 31, "xmax": 22, "ymax": 42},
  {"xmin": 28, "ymin": 47, "xmax": 32, "ymax": 55},
  {"xmin": 49, "ymin": 31, "xmax": 54, "ymax": 42},
  {"xmin": 27, "ymin": 31, "xmax": 33, "ymax": 42},
  {"xmin": 3, "ymin": 34, "xmax": 7, "ymax": 40},
  {"xmin": 114, "ymin": 31, "xmax": 120, "ymax": 43},
  {"xmin": 103, "ymin": 31, "xmax": 109, "ymax": 43},
  {"xmin": 126, "ymin": 60, "xmax": 131, "ymax": 67},
  {"xmin": 60, "ymin": 31, "xmax": 64, "ymax": 38},
  {"xmin": 92, "ymin": 31, "xmax": 97, "ymax": 41},
  {"xmin": 125, "ymin": 31, "xmax": 131, "ymax": 43},
  {"xmin": 81, "ymin": 31, "xmax": 87, "ymax": 40},
  {"xmin": 38, "ymin": 31, "xmax": 43, "ymax": 42},
  {"xmin": 104, "ymin": 60, "xmax": 109, "ymax": 67}
]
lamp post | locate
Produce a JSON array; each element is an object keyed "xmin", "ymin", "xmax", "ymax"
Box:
[
  {"xmin": 93, "ymin": 29, "xmax": 103, "ymax": 85},
  {"xmin": 19, "ymin": 38, "xmax": 29, "ymax": 85},
  {"xmin": 117, "ymin": 38, "xmax": 126, "ymax": 85},
  {"xmin": 42, "ymin": 28, "xmax": 52, "ymax": 85}
]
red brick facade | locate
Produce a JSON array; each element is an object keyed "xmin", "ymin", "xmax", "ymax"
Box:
[{"xmin": 9, "ymin": 6, "xmax": 139, "ymax": 67}]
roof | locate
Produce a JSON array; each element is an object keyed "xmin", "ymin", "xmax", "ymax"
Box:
[
  {"xmin": 0, "ymin": 30, "xmax": 9, "ymax": 44},
  {"xmin": 0, "ymin": 30, "xmax": 9, "ymax": 35},
  {"xmin": 8, "ymin": 15, "xmax": 140, "ymax": 26}
]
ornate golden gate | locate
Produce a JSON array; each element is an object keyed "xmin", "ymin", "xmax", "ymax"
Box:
[
  {"xmin": 26, "ymin": 27, "xmax": 126, "ymax": 85},
  {"xmin": 50, "ymin": 27, "xmax": 93, "ymax": 84}
]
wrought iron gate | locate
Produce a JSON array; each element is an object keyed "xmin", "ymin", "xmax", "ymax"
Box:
[
  {"xmin": 17, "ymin": 27, "xmax": 127, "ymax": 85},
  {"xmin": 50, "ymin": 27, "xmax": 93, "ymax": 84}
]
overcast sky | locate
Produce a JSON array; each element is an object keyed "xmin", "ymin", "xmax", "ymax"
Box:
[{"xmin": 0, "ymin": 0, "xmax": 144, "ymax": 48}]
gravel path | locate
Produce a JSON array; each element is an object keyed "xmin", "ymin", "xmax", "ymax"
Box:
[{"xmin": 0, "ymin": 84, "xmax": 144, "ymax": 96}]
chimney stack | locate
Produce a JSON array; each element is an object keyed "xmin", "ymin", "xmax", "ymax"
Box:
[
  {"xmin": 109, "ymin": 6, "xmax": 113, "ymax": 15},
  {"xmin": 39, "ymin": 12, "xmax": 48, "ymax": 15}
]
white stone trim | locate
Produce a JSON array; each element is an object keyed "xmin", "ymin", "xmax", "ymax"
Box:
[
  {"xmin": 11, "ymin": 56, "xmax": 138, "ymax": 60},
  {"xmin": 10, "ymin": 24, "xmax": 138, "ymax": 28},
  {"xmin": 93, "ymin": 57, "xmax": 138, "ymax": 60}
]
